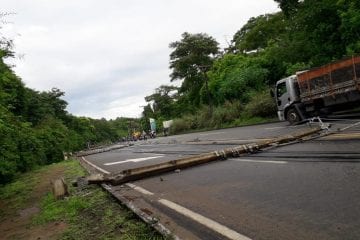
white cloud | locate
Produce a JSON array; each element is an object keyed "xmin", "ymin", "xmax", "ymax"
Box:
[{"xmin": 2, "ymin": 0, "xmax": 278, "ymax": 119}]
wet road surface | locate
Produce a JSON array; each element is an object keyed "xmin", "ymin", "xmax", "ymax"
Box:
[{"xmin": 84, "ymin": 120, "xmax": 360, "ymax": 240}]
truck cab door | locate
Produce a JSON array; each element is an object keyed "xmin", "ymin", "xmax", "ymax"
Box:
[
  {"xmin": 276, "ymin": 82, "xmax": 290, "ymax": 109},
  {"xmin": 275, "ymin": 81, "xmax": 291, "ymax": 120}
]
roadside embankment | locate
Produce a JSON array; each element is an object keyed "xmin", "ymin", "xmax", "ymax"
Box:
[{"xmin": 0, "ymin": 159, "xmax": 165, "ymax": 240}]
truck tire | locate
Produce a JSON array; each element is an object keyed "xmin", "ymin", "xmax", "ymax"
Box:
[{"xmin": 286, "ymin": 108, "xmax": 300, "ymax": 125}]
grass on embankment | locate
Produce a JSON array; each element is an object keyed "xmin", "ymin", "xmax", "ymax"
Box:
[{"xmin": 0, "ymin": 159, "xmax": 166, "ymax": 240}]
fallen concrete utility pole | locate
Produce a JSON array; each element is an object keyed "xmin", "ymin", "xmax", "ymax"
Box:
[
  {"xmin": 86, "ymin": 125, "xmax": 325, "ymax": 185},
  {"xmin": 76, "ymin": 143, "xmax": 132, "ymax": 157}
]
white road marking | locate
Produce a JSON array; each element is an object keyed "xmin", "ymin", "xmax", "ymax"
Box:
[
  {"xmin": 230, "ymin": 159, "xmax": 288, "ymax": 164},
  {"xmin": 104, "ymin": 155, "xmax": 164, "ymax": 166},
  {"xmin": 199, "ymin": 132, "xmax": 226, "ymax": 136},
  {"xmin": 158, "ymin": 199, "xmax": 251, "ymax": 240},
  {"xmin": 265, "ymin": 126, "xmax": 285, "ymax": 130},
  {"xmin": 210, "ymin": 138, "xmax": 271, "ymax": 142},
  {"xmin": 128, "ymin": 183, "xmax": 251, "ymax": 239},
  {"xmin": 126, "ymin": 183, "xmax": 154, "ymax": 195},
  {"xmin": 81, "ymin": 157, "xmax": 111, "ymax": 174}
]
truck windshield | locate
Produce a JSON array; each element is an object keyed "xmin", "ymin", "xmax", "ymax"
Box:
[{"xmin": 276, "ymin": 82, "xmax": 287, "ymax": 98}]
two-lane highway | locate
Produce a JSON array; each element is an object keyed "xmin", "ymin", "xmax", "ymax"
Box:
[{"xmin": 83, "ymin": 120, "xmax": 360, "ymax": 240}]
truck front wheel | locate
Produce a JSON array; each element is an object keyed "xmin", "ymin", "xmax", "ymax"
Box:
[{"xmin": 286, "ymin": 108, "xmax": 300, "ymax": 125}]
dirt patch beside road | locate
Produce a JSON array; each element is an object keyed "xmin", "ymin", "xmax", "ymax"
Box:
[
  {"xmin": 0, "ymin": 160, "xmax": 166, "ymax": 240},
  {"xmin": 0, "ymin": 164, "xmax": 68, "ymax": 240}
]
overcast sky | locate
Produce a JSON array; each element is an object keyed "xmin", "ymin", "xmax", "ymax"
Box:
[{"xmin": 2, "ymin": 0, "xmax": 278, "ymax": 119}]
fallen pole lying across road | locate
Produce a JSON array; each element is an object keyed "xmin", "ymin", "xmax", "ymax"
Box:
[
  {"xmin": 85, "ymin": 123, "xmax": 329, "ymax": 185},
  {"xmin": 76, "ymin": 143, "xmax": 132, "ymax": 157}
]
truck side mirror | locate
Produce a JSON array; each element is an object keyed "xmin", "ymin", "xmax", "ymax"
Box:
[{"xmin": 270, "ymin": 89, "xmax": 275, "ymax": 98}]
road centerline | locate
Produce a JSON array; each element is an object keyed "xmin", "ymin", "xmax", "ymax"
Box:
[{"xmin": 104, "ymin": 155, "xmax": 164, "ymax": 166}]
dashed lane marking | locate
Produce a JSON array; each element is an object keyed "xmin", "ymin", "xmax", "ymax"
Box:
[
  {"xmin": 126, "ymin": 183, "xmax": 154, "ymax": 195},
  {"xmin": 104, "ymin": 155, "xmax": 164, "ymax": 166}
]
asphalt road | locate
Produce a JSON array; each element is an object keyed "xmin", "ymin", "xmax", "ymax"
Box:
[{"xmin": 84, "ymin": 120, "xmax": 360, "ymax": 240}]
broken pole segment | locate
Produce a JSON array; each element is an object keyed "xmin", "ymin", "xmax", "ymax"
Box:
[
  {"xmin": 110, "ymin": 153, "xmax": 220, "ymax": 185},
  {"xmin": 86, "ymin": 126, "xmax": 323, "ymax": 185}
]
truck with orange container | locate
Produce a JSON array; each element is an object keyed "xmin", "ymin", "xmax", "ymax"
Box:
[{"xmin": 273, "ymin": 56, "xmax": 360, "ymax": 124}]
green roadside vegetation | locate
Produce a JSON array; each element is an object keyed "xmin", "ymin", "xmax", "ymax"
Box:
[
  {"xmin": 0, "ymin": 44, "xmax": 141, "ymax": 184},
  {"xmin": 1, "ymin": 0, "xmax": 360, "ymax": 182},
  {"xmin": 170, "ymin": 90, "xmax": 277, "ymax": 134},
  {"xmin": 1, "ymin": 0, "xmax": 360, "ymax": 238},
  {"xmin": 0, "ymin": 159, "xmax": 166, "ymax": 240},
  {"xmin": 142, "ymin": 0, "xmax": 360, "ymax": 134}
]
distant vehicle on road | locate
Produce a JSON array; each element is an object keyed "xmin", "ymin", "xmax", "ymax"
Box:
[
  {"xmin": 132, "ymin": 131, "xmax": 141, "ymax": 141},
  {"xmin": 162, "ymin": 120, "xmax": 173, "ymax": 136},
  {"xmin": 273, "ymin": 56, "xmax": 360, "ymax": 124}
]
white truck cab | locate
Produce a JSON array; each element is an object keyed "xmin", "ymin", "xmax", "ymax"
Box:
[{"xmin": 275, "ymin": 75, "xmax": 302, "ymax": 122}]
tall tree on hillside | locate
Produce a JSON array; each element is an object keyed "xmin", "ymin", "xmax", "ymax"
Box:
[
  {"xmin": 274, "ymin": 0, "xmax": 300, "ymax": 17},
  {"xmin": 230, "ymin": 12, "xmax": 287, "ymax": 54},
  {"xmin": 144, "ymin": 85, "xmax": 178, "ymax": 119},
  {"xmin": 288, "ymin": 0, "xmax": 345, "ymax": 65},
  {"xmin": 169, "ymin": 32, "xmax": 219, "ymax": 108},
  {"xmin": 0, "ymin": 25, "xmax": 26, "ymax": 116},
  {"xmin": 24, "ymin": 88, "xmax": 68, "ymax": 125},
  {"xmin": 338, "ymin": 0, "xmax": 360, "ymax": 54}
]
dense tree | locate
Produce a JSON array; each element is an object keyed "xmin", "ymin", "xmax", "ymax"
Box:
[
  {"xmin": 169, "ymin": 32, "xmax": 219, "ymax": 107},
  {"xmin": 35, "ymin": 117, "xmax": 69, "ymax": 164},
  {"xmin": 270, "ymin": 0, "xmax": 349, "ymax": 67},
  {"xmin": 141, "ymin": 104, "xmax": 155, "ymax": 122},
  {"xmin": 274, "ymin": 0, "xmax": 300, "ymax": 17},
  {"xmin": 0, "ymin": 49, "xmax": 26, "ymax": 116},
  {"xmin": 92, "ymin": 118, "xmax": 118, "ymax": 143},
  {"xmin": 292, "ymin": 0, "xmax": 344, "ymax": 65},
  {"xmin": 338, "ymin": 0, "xmax": 360, "ymax": 54},
  {"xmin": 23, "ymin": 88, "xmax": 68, "ymax": 125},
  {"xmin": 206, "ymin": 54, "xmax": 269, "ymax": 104},
  {"xmin": 144, "ymin": 85, "xmax": 178, "ymax": 119},
  {"xmin": 146, "ymin": 0, "xmax": 360, "ymax": 126},
  {"xmin": 230, "ymin": 13, "xmax": 286, "ymax": 54},
  {"xmin": 0, "ymin": 105, "xmax": 45, "ymax": 183},
  {"xmin": 0, "ymin": 53, "xmax": 134, "ymax": 183},
  {"xmin": 0, "ymin": 16, "xmax": 140, "ymax": 184}
]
